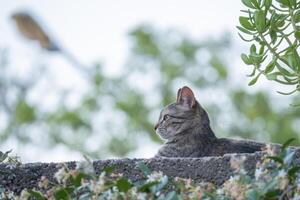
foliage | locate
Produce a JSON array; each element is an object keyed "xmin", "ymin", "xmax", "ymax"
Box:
[
  {"xmin": 0, "ymin": 27, "xmax": 231, "ymax": 158},
  {"xmin": 238, "ymin": 0, "xmax": 300, "ymax": 94},
  {"xmin": 1, "ymin": 140, "xmax": 300, "ymax": 199},
  {"xmin": 230, "ymin": 90, "xmax": 300, "ymax": 144},
  {"xmin": 1, "ymin": 24, "xmax": 300, "ymax": 159},
  {"xmin": 0, "ymin": 150, "xmax": 21, "ymax": 165}
]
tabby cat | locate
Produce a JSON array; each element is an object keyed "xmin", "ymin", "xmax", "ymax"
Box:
[{"xmin": 155, "ymin": 86, "xmax": 265, "ymax": 157}]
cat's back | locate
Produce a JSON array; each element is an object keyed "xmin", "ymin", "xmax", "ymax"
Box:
[{"xmin": 210, "ymin": 138, "xmax": 265, "ymax": 156}]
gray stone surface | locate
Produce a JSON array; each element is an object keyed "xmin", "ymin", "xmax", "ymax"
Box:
[
  {"xmin": 0, "ymin": 152, "xmax": 267, "ymax": 194},
  {"xmin": 2, "ymin": 147, "xmax": 300, "ymax": 195}
]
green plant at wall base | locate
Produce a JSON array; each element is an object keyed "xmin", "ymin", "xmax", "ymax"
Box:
[
  {"xmin": 238, "ymin": 0, "xmax": 300, "ymax": 94},
  {"xmin": 1, "ymin": 140, "xmax": 300, "ymax": 200},
  {"xmin": 0, "ymin": 150, "xmax": 21, "ymax": 165}
]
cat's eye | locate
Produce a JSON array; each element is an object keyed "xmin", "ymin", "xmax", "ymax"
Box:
[{"xmin": 163, "ymin": 114, "xmax": 170, "ymax": 121}]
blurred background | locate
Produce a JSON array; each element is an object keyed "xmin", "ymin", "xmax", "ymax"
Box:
[{"xmin": 1, "ymin": 0, "xmax": 299, "ymax": 163}]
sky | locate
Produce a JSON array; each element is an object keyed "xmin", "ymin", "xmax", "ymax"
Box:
[
  {"xmin": 1, "ymin": 0, "xmax": 242, "ymax": 73},
  {"xmin": 0, "ymin": 0, "xmax": 293, "ymax": 162}
]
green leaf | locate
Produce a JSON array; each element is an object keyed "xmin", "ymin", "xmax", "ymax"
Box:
[
  {"xmin": 290, "ymin": 0, "xmax": 296, "ymax": 8},
  {"xmin": 254, "ymin": 10, "xmax": 266, "ymax": 32},
  {"xmin": 237, "ymin": 26, "xmax": 256, "ymax": 35},
  {"xmin": 28, "ymin": 190, "xmax": 46, "ymax": 200},
  {"xmin": 283, "ymin": 149, "xmax": 295, "ymax": 165},
  {"xmin": 264, "ymin": 0, "xmax": 272, "ymax": 10},
  {"xmin": 151, "ymin": 176, "xmax": 168, "ymax": 193},
  {"xmin": 287, "ymin": 50, "xmax": 300, "ymax": 70},
  {"xmin": 277, "ymin": 19, "xmax": 285, "ymax": 27},
  {"xmin": 103, "ymin": 165, "xmax": 116, "ymax": 174},
  {"xmin": 266, "ymin": 156, "xmax": 284, "ymax": 164},
  {"xmin": 160, "ymin": 191, "xmax": 178, "ymax": 200},
  {"xmin": 269, "ymin": 30, "xmax": 277, "ymax": 44},
  {"xmin": 274, "ymin": 79, "xmax": 297, "ymax": 85},
  {"xmin": 288, "ymin": 166, "xmax": 300, "ymax": 177},
  {"xmin": 242, "ymin": 0, "xmax": 256, "ymax": 8},
  {"xmin": 249, "ymin": 53, "xmax": 263, "ymax": 64},
  {"xmin": 277, "ymin": 89, "xmax": 297, "ymax": 95},
  {"xmin": 266, "ymin": 72, "xmax": 279, "ymax": 80},
  {"xmin": 294, "ymin": 31, "xmax": 300, "ymax": 41},
  {"xmin": 137, "ymin": 162, "xmax": 151, "ymax": 176},
  {"xmin": 259, "ymin": 45, "xmax": 265, "ymax": 55},
  {"xmin": 238, "ymin": 33, "xmax": 255, "ymax": 42},
  {"xmin": 260, "ymin": 55, "xmax": 267, "ymax": 63},
  {"xmin": 264, "ymin": 189, "xmax": 280, "ymax": 198},
  {"xmin": 294, "ymin": 10, "xmax": 300, "ymax": 23},
  {"xmin": 250, "ymin": 44, "xmax": 256, "ymax": 54},
  {"xmin": 251, "ymin": 54, "xmax": 263, "ymax": 64},
  {"xmin": 54, "ymin": 188, "xmax": 70, "ymax": 200},
  {"xmin": 283, "ymin": 76, "xmax": 298, "ymax": 83},
  {"xmin": 262, "ymin": 179, "xmax": 278, "ymax": 193},
  {"xmin": 138, "ymin": 181, "xmax": 160, "ymax": 192},
  {"xmin": 286, "ymin": 53, "xmax": 297, "ymax": 69},
  {"xmin": 264, "ymin": 60, "xmax": 276, "ymax": 73},
  {"xmin": 241, "ymin": 54, "xmax": 252, "ymax": 65},
  {"xmin": 239, "ymin": 17, "xmax": 256, "ymax": 30},
  {"xmin": 245, "ymin": 189, "xmax": 261, "ymax": 200},
  {"xmin": 282, "ymin": 138, "xmax": 296, "ymax": 150},
  {"xmin": 251, "ymin": 0, "xmax": 261, "ymax": 8},
  {"xmin": 276, "ymin": 64, "xmax": 295, "ymax": 77},
  {"xmin": 116, "ymin": 178, "xmax": 132, "ymax": 192},
  {"xmin": 70, "ymin": 172, "xmax": 86, "ymax": 187},
  {"xmin": 248, "ymin": 72, "xmax": 261, "ymax": 86},
  {"xmin": 277, "ymin": 0, "xmax": 290, "ymax": 7},
  {"xmin": 0, "ymin": 150, "xmax": 12, "ymax": 162}
]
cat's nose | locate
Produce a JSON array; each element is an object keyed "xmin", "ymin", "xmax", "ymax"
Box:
[{"xmin": 154, "ymin": 123, "xmax": 159, "ymax": 130}]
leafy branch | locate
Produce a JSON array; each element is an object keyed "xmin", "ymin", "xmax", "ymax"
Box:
[{"xmin": 238, "ymin": 0, "xmax": 300, "ymax": 95}]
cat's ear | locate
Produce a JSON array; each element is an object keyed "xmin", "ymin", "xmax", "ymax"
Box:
[
  {"xmin": 176, "ymin": 88, "xmax": 182, "ymax": 103},
  {"xmin": 177, "ymin": 86, "xmax": 196, "ymax": 108}
]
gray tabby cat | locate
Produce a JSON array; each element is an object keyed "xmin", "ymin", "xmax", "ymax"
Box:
[{"xmin": 155, "ymin": 86, "xmax": 265, "ymax": 157}]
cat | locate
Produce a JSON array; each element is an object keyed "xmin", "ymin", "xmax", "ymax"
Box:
[{"xmin": 155, "ymin": 86, "xmax": 265, "ymax": 157}]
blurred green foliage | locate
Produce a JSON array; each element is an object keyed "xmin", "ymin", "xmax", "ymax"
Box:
[{"xmin": 0, "ymin": 25, "xmax": 299, "ymax": 159}]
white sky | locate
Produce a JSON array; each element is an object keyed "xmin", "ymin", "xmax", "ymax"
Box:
[{"xmin": 0, "ymin": 0, "xmax": 293, "ymax": 162}]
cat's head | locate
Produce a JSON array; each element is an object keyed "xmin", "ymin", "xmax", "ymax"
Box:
[{"xmin": 155, "ymin": 86, "xmax": 211, "ymax": 140}]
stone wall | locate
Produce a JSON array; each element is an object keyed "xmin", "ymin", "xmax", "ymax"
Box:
[{"xmin": 0, "ymin": 152, "xmax": 266, "ymax": 194}]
